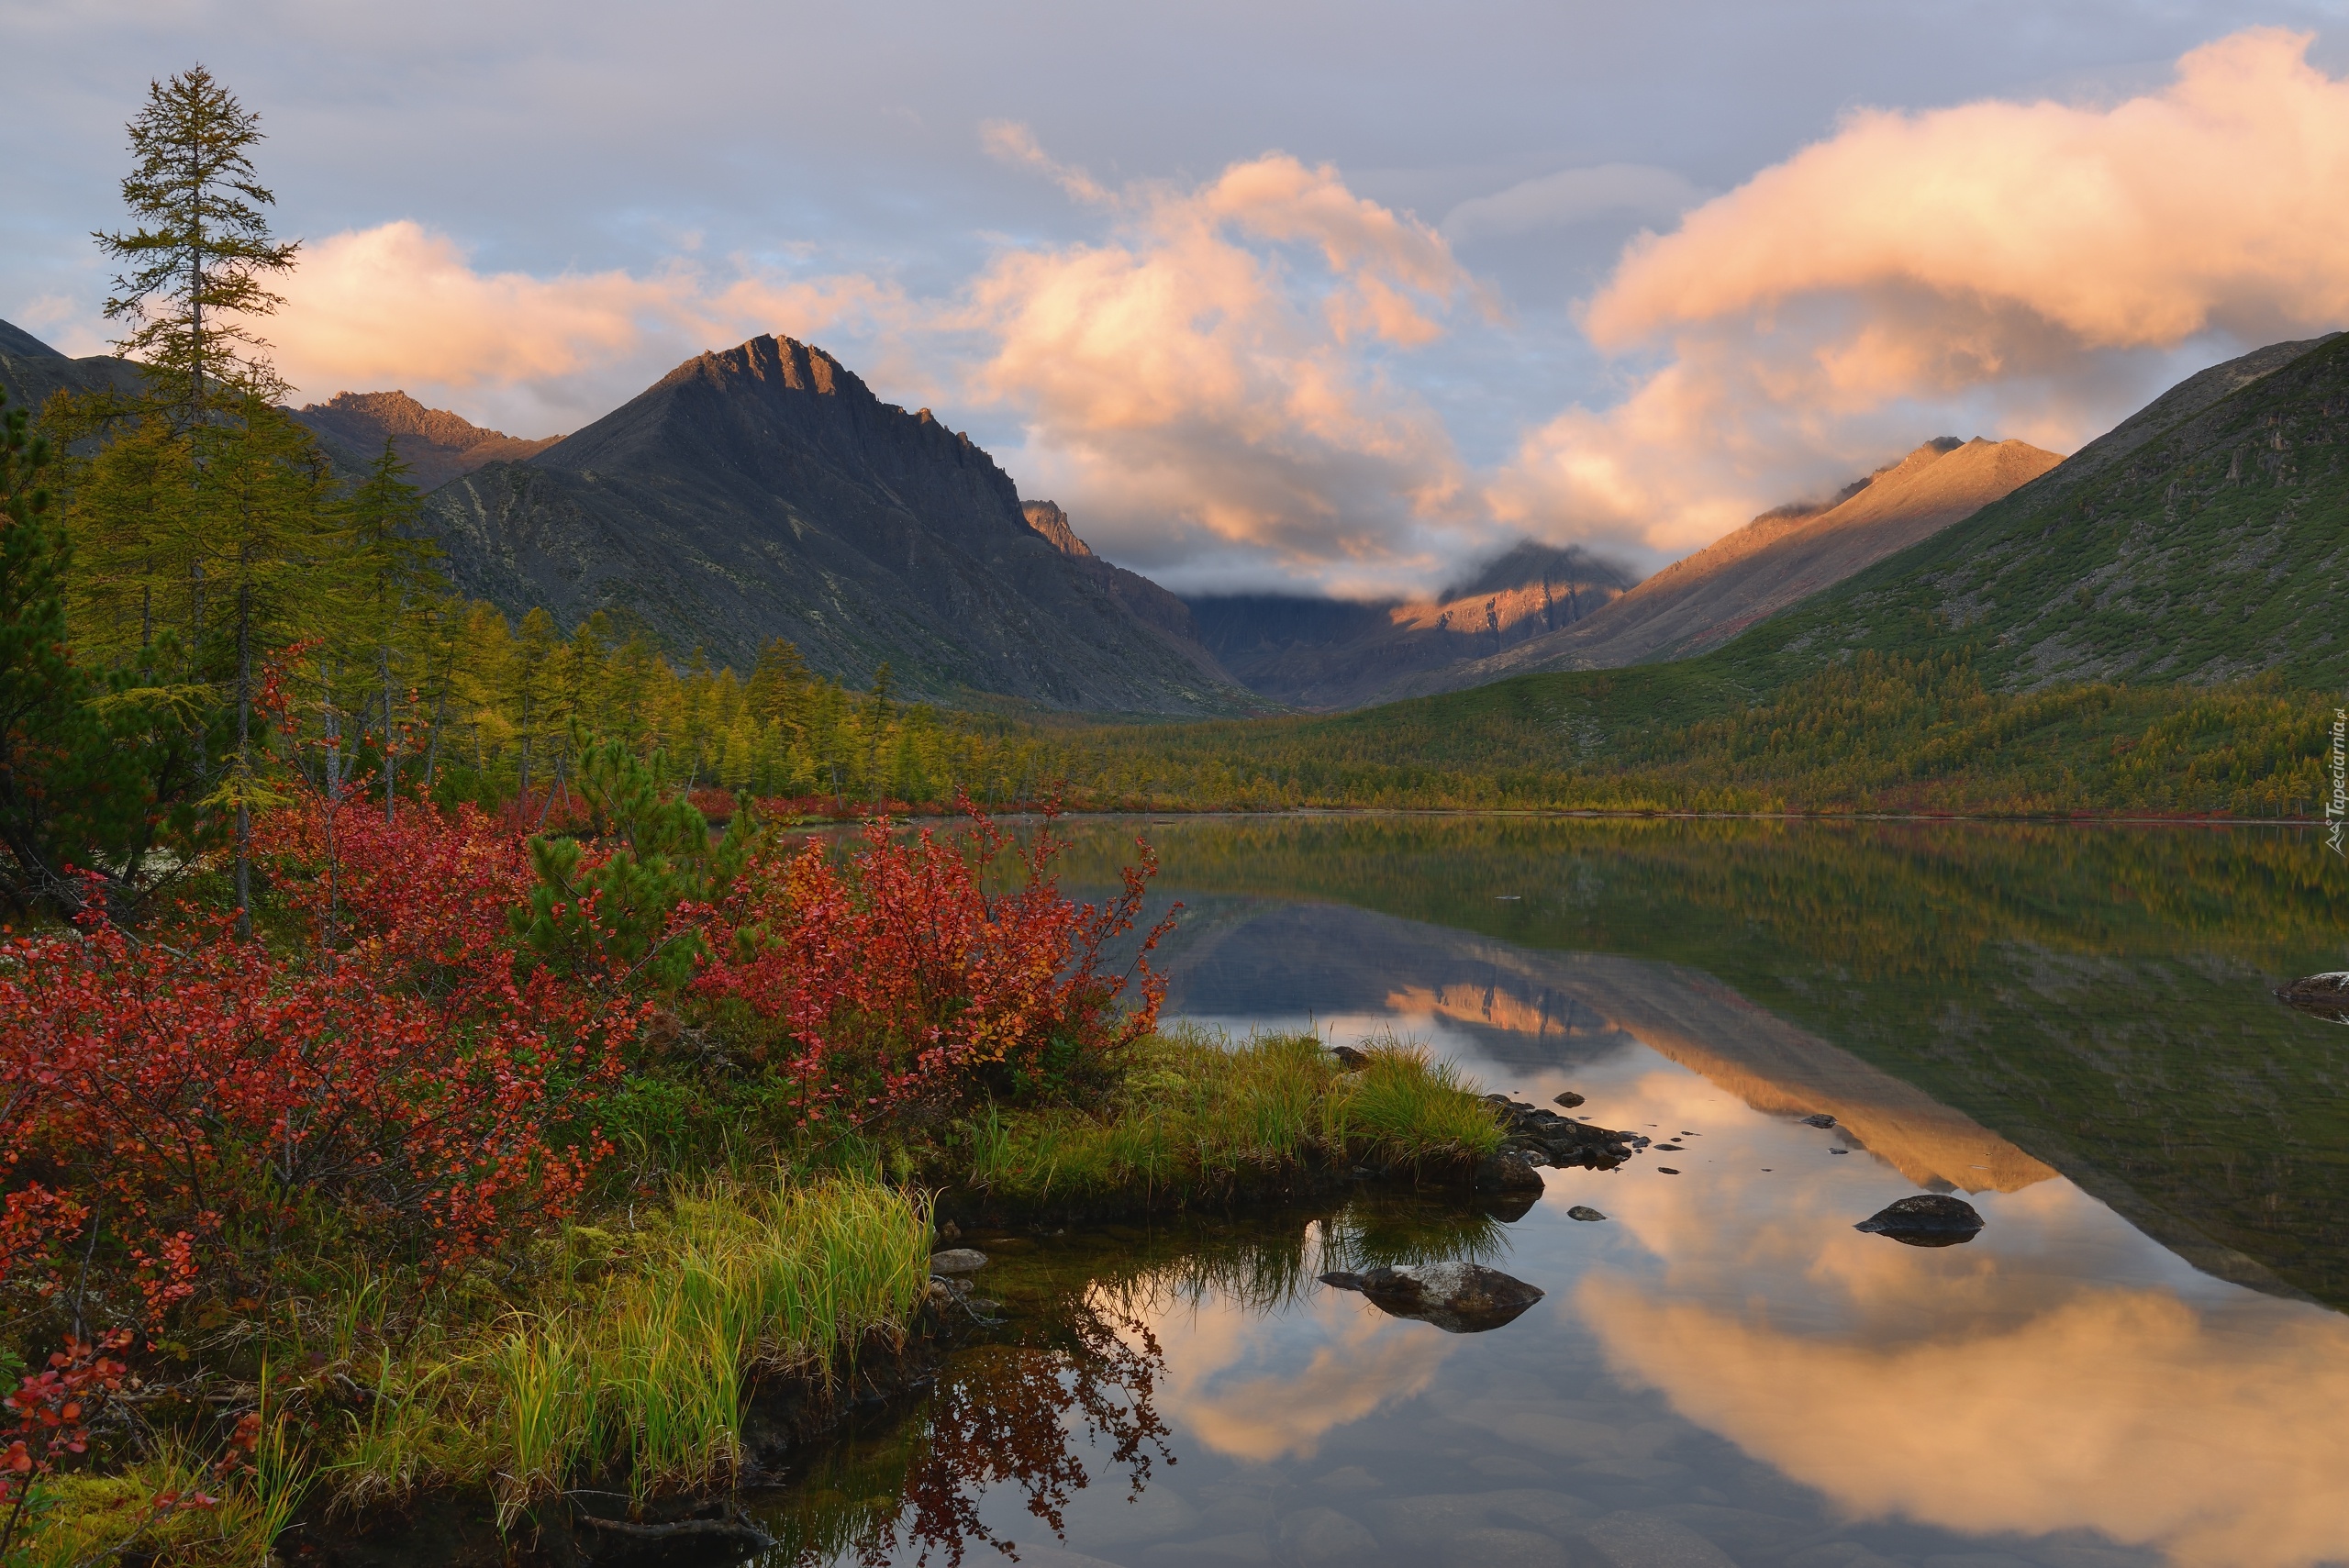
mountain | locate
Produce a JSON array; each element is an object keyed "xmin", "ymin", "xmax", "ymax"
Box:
[
  {"xmin": 1721, "ymin": 332, "xmax": 2349, "ymax": 690},
  {"xmin": 1019, "ymin": 500, "xmax": 1235, "ymax": 687},
  {"xmin": 1185, "ymin": 543, "xmax": 1636, "ymax": 709},
  {"xmin": 290, "ymin": 391, "xmax": 559, "ymax": 489},
  {"xmin": 420, "ymin": 334, "xmax": 1252, "ymax": 712},
  {"xmin": 0, "ymin": 318, "xmax": 143, "ymax": 415},
  {"xmin": 1389, "ymin": 436, "xmax": 2063, "ymax": 698}
]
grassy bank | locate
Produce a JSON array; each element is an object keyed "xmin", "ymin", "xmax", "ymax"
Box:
[
  {"xmin": 960, "ymin": 1029, "xmax": 1504, "ymax": 1210},
  {"xmin": 17, "ymin": 1029, "xmax": 1503, "ymax": 1565}
]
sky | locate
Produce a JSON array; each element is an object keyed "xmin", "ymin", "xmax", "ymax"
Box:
[{"xmin": 6, "ymin": 1, "xmax": 2349, "ymax": 596}]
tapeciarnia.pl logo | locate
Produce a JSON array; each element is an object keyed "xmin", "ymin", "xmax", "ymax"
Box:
[{"xmin": 2328, "ymin": 706, "xmax": 2346, "ymax": 858}]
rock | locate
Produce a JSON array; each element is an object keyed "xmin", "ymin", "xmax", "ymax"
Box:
[
  {"xmin": 1553, "ymin": 1091, "xmax": 1586, "ymax": 1107},
  {"xmin": 1800, "ymin": 1113, "xmax": 1838, "ymax": 1129},
  {"xmin": 1567, "ymin": 1206, "xmax": 1608, "ymax": 1222},
  {"xmin": 928, "ymin": 1248, "xmax": 988, "ymax": 1273},
  {"xmin": 1318, "ymin": 1271, "xmax": 1365, "ymax": 1291},
  {"xmin": 1344, "ymin": 1262, "xmax": 1545, "ymax": 1333},
  {"xmin": 1276, "ymin": 1506, "xmax": 1379, "ymax": 1566},
  {"xmin": 1655, "ymin": 1168, "xmax": 1680, "ymax": 1175},
  {"xmin": 1484, "ymin": 1095, "xmax": 1642, "ymax": 1168},
  {"xmin": 1476, "ymin": 1152, "xmax": 1548, "ymax": 1193},
  {"xmin": 1854, "ymin": 1194, "xmax": 1983, "ymax": 1247},
  {"xmin": 1330, "ymin": 1044, "xmax": 1371, "ymax": 1069},
  {"xmin": 2277, "ymin": 971, "xmax": 2349, "ymax": 1024}
]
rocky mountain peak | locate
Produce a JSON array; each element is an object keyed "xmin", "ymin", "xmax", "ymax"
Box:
[
  {"xmin": 291, "ymin": 390, "xmax": 560, "ymax": 489},
  {"xmin": 1021, "ymin": 500, "xmax": 1096, "ymax": 559}
]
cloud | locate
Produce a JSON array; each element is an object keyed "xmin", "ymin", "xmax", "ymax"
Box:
[
  {"xmin": 1441, "ymin": 163, "xmax": 1706, "ymax": 244},
  {"xmin": 963, "ymin": 138, "xmax": 1486, "ymax": 593},
  {"xmin": 268, "ymin": 221, "xmax": 908, "ymax": 432},
  {"xmin": 1497, "ymin": 27, "xmax": 2349, "ymax": 557}
]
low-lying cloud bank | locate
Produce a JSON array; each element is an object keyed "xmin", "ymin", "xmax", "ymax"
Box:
[{"xmin": 246, "ymin": 27, "xmax": 2349, "ymax": 594}]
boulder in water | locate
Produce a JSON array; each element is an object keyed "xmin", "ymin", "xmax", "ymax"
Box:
[
  {"xmin": 1854, "ymin": 1194, "xmax": 1983, "ymax": 1247},
  {"xmin": 1323, "ymin": 1261, "xmax": 1545, "ymax": 1333},
  {"xmin": 1475, "ymin": 1152, "xmax": 1547, "ymax": 1193},
  {"xmin": 1800, "ymin": 1113, "xmax": 1837, "ymax": 1129},
  {"xmin": 2277, "ymin": 972, "xmax": 2349, "ymax": 1025},
  {"xmin": 929, "ymin": 1248, "xmax": 989, "ymax": 1273},
  {"xmin": 1566, "ymin": 1206, "xmax": 1607, "ymax": 1222},
  {"xmin": 1553, "ymin": 1090, "xmax": 1586, "ymax": 1107}
]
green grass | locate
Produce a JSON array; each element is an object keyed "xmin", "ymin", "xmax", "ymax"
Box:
[{"xmin": 959, "ymin": 1029, "xmax": 1504, "ymax": 1207}]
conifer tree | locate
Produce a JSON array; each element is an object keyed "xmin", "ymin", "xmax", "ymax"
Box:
[{"xmin": 94, "ymin": 65, "xmax": 299, "ymax": 417}]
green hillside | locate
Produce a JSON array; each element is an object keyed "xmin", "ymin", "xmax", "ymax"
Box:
[{"xmin": 1714, "ymin": 330, "xmax": 2349, "ymax": 692}]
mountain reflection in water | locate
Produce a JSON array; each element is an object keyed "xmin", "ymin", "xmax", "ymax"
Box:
[{"xmin": 759, "ymin": 817, "xmax": 2347, "ymax": 1568}]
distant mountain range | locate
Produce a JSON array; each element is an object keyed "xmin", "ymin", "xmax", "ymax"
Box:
[
  {"xmin": 1382, "ymin": 435, "xmax": 2065, "ymax": 701},
  {"xmin": 1184, "ymin": 543, "xmax": 1636, "ymax": 709},
  {"xmin": 8, "ymin": 311, "xmax": 2337, "ymax": 714}
]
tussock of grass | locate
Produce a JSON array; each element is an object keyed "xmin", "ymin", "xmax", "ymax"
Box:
[
  {"xmin": 962, "ymin": 1029, "xmax": 1503, "ymax": 1206},
  {"xmin": 299, "ymin": 1174, "xmax": 930, "ymax": 1522}
]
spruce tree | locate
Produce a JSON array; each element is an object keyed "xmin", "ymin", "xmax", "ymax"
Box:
[{"xmin": 94, "ymin": 65, "xmax": 299, "ymax": 418}]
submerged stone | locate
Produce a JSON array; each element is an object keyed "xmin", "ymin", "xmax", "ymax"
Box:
[
  {"xmin": 1854, "ymin": 1194, "xmax": 1984, "ymax": 1247},
  {"xmin": 1800, "ymin": 1113, "xmax": 1838, "ymax": 1129},
  {"xmin": 1553, "ymin": 1090, "xmax": 1586, "ymax": 1107},
  {"xmin": 1567, "ymin": 1206, "xmax": 1608, "ymax": 1221}
]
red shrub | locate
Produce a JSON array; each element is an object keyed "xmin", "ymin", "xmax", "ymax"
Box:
[
  {"xmin": 0, "ymin": 817, "xmax": 631, "ymax": 1312},
  {"xmin": 695, "ymin": 810, "xmax": 1170, "ymax": 1128}
]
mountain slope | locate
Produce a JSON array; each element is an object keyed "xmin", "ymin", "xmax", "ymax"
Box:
[
  {"xmin": 420, "ymin": 334, "xmax": 1251, "ymax": 712},
  {"xmin": 291, "ymin": 391, "xmax": 559, "ymax": 489},
  {"xmin": 1720, "ymin": 332, "xmax": 2349, "ymax": 690},
  {"xmin": 1395, "ymin": 436, "xmax": 2061, "ymax": 697},
  {"xmin": 1185, "ymin": 543, "xmax": 1635, "ymax": 709},
  {"xmin": 1019, "ymin": 501, "xmax": 1235, "ymax": 687},
  {"xmin": 0, "ymin": 318, "xmax": 144, "ymax": 414}
]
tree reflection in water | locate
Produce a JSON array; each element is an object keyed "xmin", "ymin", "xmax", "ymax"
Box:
[{"xmin": 760, "ymin": 1194, "xmax": 1504, "ymax": 1566}]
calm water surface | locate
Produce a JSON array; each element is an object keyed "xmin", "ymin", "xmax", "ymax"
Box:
[{"xmin": 756, "ymin": 817, "xmax": 2349, "ymax": 1568}]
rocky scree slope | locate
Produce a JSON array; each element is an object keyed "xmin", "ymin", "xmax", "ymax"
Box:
[
  {"xmin": 1716, "ymin": 332, "xmax": 2349, "ymax": 690},
  {"xmin": 420, "ymin": 335, "xmax": 1252, "ymax": 712}
]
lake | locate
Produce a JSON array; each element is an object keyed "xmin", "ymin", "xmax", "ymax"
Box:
[{"xmin": 752, "ymin": 816, "xmax": 2349, "ymax": 1568}]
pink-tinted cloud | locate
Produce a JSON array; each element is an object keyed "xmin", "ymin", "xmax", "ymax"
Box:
[
  {"xmin": 269, "ymin": 220, "xmax": 908, "ymax": 432},
  {"xmin": 963, "ymin": 139, "xmax": 1484, "ymax": 593},
  {"xmin": 1500, "ymin": 27, "xmax": 2349, "ymax": 557}
]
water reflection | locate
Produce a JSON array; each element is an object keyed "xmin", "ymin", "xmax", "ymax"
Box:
[{"xmin": 762, "ymin": 817, "xmax": 2349, "ymax": 1568}]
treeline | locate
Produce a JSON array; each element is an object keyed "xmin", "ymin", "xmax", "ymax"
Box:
[{"xmin": 1026, "ymin": 651, "xmax": 2336, "ymax": 818}]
